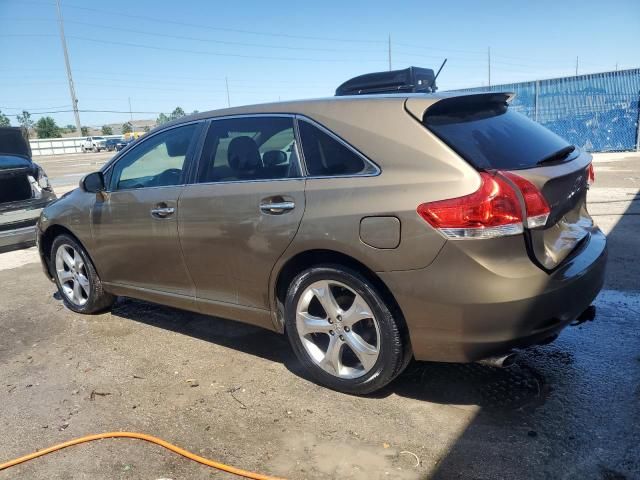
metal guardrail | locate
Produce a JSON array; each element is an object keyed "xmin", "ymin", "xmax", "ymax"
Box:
[{"xmin": 29, "ymin": 135, "xmax": 121, "ymax": 156}]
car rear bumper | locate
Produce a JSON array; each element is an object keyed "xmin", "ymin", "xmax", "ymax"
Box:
[
  {"xmin": 1, "ymin": 195, "xmax": 56, "ymax": 252},
  {"xmin": 0, "ymin": 210, "xmax": 41, "ymax": 252},
  {"xmin": 378, "ymin": 226, "xmax": 607, "ymax": 362}
]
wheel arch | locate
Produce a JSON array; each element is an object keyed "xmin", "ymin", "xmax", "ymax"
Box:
[
  {"xmin": 272, "ymin": 249, "xmax": 411, "ymax": 351},
  {"xmin": 40, "ymin": 224, "xmax": 99, "ymax": 280}
]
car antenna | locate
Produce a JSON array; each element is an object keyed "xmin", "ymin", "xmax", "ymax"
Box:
[{"xmin": 429, "ymin": 58, "xmax": 448, "ymax": 92}]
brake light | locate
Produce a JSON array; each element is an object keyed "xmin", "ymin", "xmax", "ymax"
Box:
[
  {"xmin": 417, "ymin": 172, "xmax": 524, "ymax": 239},
  {"xmin": 501, "ymin": 172, "xmax": 550, "ymax": 229},
  {"xmin": 587, "ymin": 163, "xmax": 595, "ymax": 186}
]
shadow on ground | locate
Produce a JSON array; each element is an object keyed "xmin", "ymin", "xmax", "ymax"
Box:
[{"xmin": 105, "ymin": 191, "xmax": 640, "ymax": 479}]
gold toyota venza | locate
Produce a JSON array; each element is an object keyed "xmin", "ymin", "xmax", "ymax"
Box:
[{"xmin": 37, "ymin": 92, "xmax": 606, "ymax": 394}]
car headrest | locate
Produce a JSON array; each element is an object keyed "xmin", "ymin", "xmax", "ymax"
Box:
[
  {"xmin": 227, "ymin": 136, "xmax": 261, "ymax": 171},
  {"xmin": 166, "ymin": 134, "xmax": 191, "ymax": 157},
  {"xmin": 262, "ymin": 150, "xmax": 287, "ymax": 167}
]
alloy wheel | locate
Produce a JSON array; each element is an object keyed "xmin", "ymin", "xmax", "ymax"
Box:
[
  {"xmin": 296, "ymin": 280, "xmax": 380, "ymax": 379},
  {"xmin": 55, "ymin": 245, "xmax": 90, "ymax": 306}
]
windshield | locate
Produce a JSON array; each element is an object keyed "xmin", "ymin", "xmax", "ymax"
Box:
[{"xmin": 424, "ymin": 102, "xmax": 575, "ymax": 170}]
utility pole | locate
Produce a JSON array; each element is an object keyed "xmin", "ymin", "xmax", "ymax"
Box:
[
  {"xmin": 55, "ymin": 0, "xmax": 81, "ymax": 134},
  {"xmin": 225, "ymin": 77, "xmax": 231, "ymax": 108},
  {"xmin": 487, "ymin": 47, "xmax": 491, "ymax": 87},
  {"xmin": 388, "ymin": 34, "xmax": 392, "ymax": 71},
  {"xmin": 128, "ymin": 97, "xmax": 134, "ymax": 137},
  {"xmin": 575, "ymin": 56, "xmax": 579, "ymax": 76}
]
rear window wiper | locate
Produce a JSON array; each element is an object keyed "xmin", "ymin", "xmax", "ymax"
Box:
[{"xmin": 536, "ymin": 145, "xmax": 576, "ymax": 166}]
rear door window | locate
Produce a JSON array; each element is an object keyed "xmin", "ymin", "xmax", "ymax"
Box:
[
  {"xmin": 424, "ymin": 99, "xmax": 576, "ymax": 170},
  {"xmin": 197, "ymin": 116, "xmax": 300, "ymax": 183},
  {"xmin": 298, "ymin": 120, "xmax": 377, "ymax": 177}
]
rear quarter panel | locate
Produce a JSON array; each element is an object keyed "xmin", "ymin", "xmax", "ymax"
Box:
[{"xmin": 281, "ymin": 98, "xmax": 480, "ymax": 273}]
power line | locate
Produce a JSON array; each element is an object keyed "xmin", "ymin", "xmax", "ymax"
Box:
[
  {"xmin": 61, "ymin": 19, "xmax": 384, "ymax": 54},
  {"xmin": 4, "ymin": 109, "xmax": 163, "ymax": 116},
  {"xmin": 65, "ymin": 35, "xmax": 384, "ymax": 63},
  {"xmin": 0, "ymin": 33, "xmax": 384, "ymax": 63},
  {"xmin": 58, "ymin": 2, "xmax": 386, "ymax": 44}
]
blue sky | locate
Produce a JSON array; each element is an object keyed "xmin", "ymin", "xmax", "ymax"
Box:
[{"xmin": 1, "ymin": 0, "xmax": 639, "ymax": 128}]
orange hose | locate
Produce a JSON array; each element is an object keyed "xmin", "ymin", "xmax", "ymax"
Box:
[{"xmin": 0, "ymin": 431, "xmax": 285, "ymax": 480}]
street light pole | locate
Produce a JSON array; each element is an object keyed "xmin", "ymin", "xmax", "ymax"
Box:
[{"xmin": 55, "ymin": 0, "xmax": 81, "ymax": 134}]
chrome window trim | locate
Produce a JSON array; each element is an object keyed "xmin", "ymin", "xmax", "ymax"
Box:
[
  {"xmin": 102, "ymin": 112, "xmax": 381, "ymax": 191},
  {"xmin": 192, "ymin": 113, "xmax": 305, "ymax": 186},
  {"xmin": 295, "ymin": 115, "xmax": 381, "ymax": 179},
  {"xmin": 102, "ymin": 120, "xmax": 205, "ymax": 193},
  {"xmin": 187, "ymin": 177, "xmax": 306, "ymax": 187}
]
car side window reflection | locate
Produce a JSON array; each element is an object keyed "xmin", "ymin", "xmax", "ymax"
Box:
[
  {"xmin": 197, "ymin": 116, "xmax": 300, "ymax": 183},
  {"xmin": 298, "ymin": 120, "xmax": 376, "ymax": 176},
  {"xmin": 110, "ymin": 124, "xmax": 198, "ymax": 191}
]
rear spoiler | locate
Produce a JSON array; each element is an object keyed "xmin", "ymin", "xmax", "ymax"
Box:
[{"xmin": 404, "ymin": 92, "xmax": 515, "ymax": 121}]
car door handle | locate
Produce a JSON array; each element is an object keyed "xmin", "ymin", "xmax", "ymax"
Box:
[
  {"xmin": 150, "ymin": 206, "xmax": 175, "ymax": 218},
  {"xmin": 260, "ymin": 201, "xmax": 295, "ymax": 215}
]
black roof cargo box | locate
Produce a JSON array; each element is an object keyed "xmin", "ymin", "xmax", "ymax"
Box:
[{"xmin": 335, "ymin": 66, "xmax": 437, "ymax": 96}]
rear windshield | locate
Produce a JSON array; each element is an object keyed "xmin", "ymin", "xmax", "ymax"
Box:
[{"xmin": 424, "ymin": 101, "xmax": 574, "ymax": 170}]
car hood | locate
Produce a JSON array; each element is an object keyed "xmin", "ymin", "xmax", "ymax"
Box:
[{"xmin": 0, "ymin": 127, "xmax": 32, "ymax": 158}]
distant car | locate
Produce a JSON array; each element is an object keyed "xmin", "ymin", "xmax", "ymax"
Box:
[
  {"xmin": 0, "ymin": 127, "xmax": 56, "ymax": 252},
  {"xmin": 104, "ymin": 138, "xmax": 120, "ymax": 151},
  {"xmin": 82, "ymin": 136, "xmax": 106, "ymax": 152},
  {"xmin": 115, "ymin": 138, "xmax": 134, "ymax": 151}
]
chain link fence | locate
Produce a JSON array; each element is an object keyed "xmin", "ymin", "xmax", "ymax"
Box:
[{"xmin": 448, "ymin": 68, "xmax": 640, "ymax": 152}]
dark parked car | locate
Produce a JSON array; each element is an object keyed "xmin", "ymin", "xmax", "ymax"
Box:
[
  {"xmin": 115, "ymin": 138, "xmax": 134, "ymax": 151},
  {"xmin": 36, "ymin": 93, "xmax": 605, "ymax": 394},
  {"xmin": 0, "ymin": 127, "xmax": 56, "ymax": 252},
  {"xmin": 105, "ymin": 138, "xmax": 120, "ymax": 151}
]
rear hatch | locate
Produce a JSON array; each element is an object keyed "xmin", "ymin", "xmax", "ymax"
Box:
[
  {"xmin": 421, "ymin": 93, "xmax": 594, "ymax": 271},
  {"xmin": 0, "ymin": 128, "xmax": 36, "ymax": 204},
  {"xmin": 0, "ymin": 155, "xmax": 35, "ymax": 203}
]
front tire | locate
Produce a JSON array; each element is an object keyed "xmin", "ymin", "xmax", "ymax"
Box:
[
  {"xmin": 51, "ymin": 234, "xmax": 115, "ymax": 314},
  {"xmin": 285, "ymin": 265, "xmax": 407, "ymax": 395}
]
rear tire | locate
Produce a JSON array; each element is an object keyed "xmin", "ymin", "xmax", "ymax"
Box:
[
  {"xmin": 51, "ymin": 234, "xmax": 115, "ymax": 314},
  {"xmin": 285, "ymin": 265, "xmax": 407, "ymax": 395}
]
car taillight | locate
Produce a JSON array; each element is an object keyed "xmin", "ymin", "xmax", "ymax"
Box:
[
  {"xmin": 587, "ymin": 163, "xmax": 595, "ymax": 186},
  {"xmin": 417, "ymin": 171, "xmax": 551, "ymax": 239},
  {"xmin": 417, "ymin": 172, "xmax": 524, "ymax": 239},
  {"xmin": 501, "ymin": 171, "xmax": 550, "ymax": 229}
]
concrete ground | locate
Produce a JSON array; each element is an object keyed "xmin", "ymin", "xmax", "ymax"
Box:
[{"xmin": 0, "ymin": 151, "xmax": 639, "ymax": 479}]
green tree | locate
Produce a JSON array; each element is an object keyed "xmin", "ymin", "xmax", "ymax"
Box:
[
  {"xmin": 81, "ymin": 126, "xmax": 89, "ymax": 136},
  {"xmin": 35, "ymin": 117, "xmax": 62, "ymax": 139},
  {"xmin": 101, "ymin": 125, "xmax": 113, "ymax": 135},
  {"xmin": 169, "ymin": 107, "xmax": 185, "ymax": 121},
  {"xmin": 190, "ymin": 110, "xmax": 199, "ymax": 115},
  {"xmin": 17, "ymin": 111, "xmax": 34, "ymax": 138},
  {"xmin": 0, "ymin": 110, "xmax": 10, "ymax": 127},
  {"xmin": 65, "ymin": 124, "xmax": 75, "ymax": 132},
  {"xmin": 156, "ymin": 112, "xmax": 169, "ymax": 125},
  {"xmin": 122, "ymin": 122, "xmax": 133, "ymax": 134}
]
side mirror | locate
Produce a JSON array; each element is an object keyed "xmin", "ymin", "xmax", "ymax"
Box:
[{"xmin": 81, "ymin": 172, "xmax": 105, "ymax": 193}]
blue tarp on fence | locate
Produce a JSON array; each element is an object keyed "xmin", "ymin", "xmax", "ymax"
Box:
[{"xmin": 447, "ymin": 68, "xmax": 640, "ymax": 152}]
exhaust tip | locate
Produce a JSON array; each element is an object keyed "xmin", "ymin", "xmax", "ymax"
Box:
[{"xmin": 477, "ymin": 352, "xmax": 518, "ymax": 368}]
